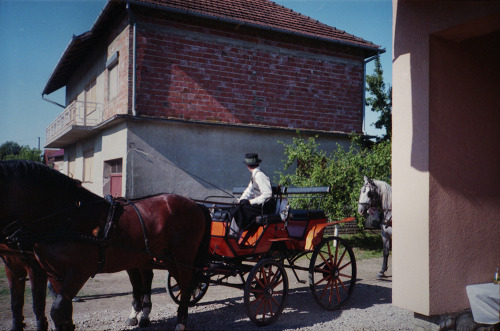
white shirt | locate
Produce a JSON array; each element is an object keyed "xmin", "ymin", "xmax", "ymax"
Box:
[{"xmin": 239, "ymin": 167, "xmax": 272, "ymax": 205}]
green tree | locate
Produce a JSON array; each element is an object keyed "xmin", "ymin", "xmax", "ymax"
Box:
[
  {"xmin": 0, "ymin": 141, "xmax": 42, "ymax": 162},
  {"xmin": 277, "ymin": 133, "xmax": 391, "ymax": 227},
  {"xmin": 0, "ymin": 141, "xmax": 22, "ymax": 160},
  {"xmin": 366, "ymin": 57, "xmax": 392, "ymax": 141}
]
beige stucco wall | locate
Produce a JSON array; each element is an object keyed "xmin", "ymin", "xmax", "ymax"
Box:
[
  {"xmin": 63, "ymin": 122, "xmax": 128, "ymax": 197},
  {"xmin": 393, "ymin": 0, "xmax": 500, "ymax": 316}
]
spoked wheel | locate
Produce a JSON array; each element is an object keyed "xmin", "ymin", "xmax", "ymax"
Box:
[
  {"xmin": 309, "ymin": 236, "xmax": 356, "ymax": 310},
  {"xmin": 244, "ymin": 258, "xmax": 288, "ymax": 326},
  {"xmin": 166, "ymin": 272, "xmax": 209, "ymax": 306}
]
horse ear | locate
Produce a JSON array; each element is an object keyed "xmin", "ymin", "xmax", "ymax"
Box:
[{"xmin": 364, "ymin": 175, "xmax": 369, "ymax": 183}]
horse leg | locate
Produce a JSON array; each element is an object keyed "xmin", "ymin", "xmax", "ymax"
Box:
[
  {"xmin": 137, "ymin": 269, "xmax": 154, "ymax": 327},
  {"xmin": 377, "ymin": 227, "xmax": 391, "ymax": 278},
  {"xmin": 51, "ymin": 294, "xmax": 73, "ymax": 331},
  {"xmin": 174, "ymin": 260, "xmax": 204, "ymax": 331},
  {"xmin": 49, "ymin": 273, "xmax": 89, "ymax": 331},
  {"xmin": 28, "ymin": 265, "xmax": 49, "ymax": 331},
  {"xmin": 3, "ymin": 257, "xmax": 27, "ymax": 331},
  {"xmin": 125, "ymin": 268, "xmax": 143, "ymax": 326}
]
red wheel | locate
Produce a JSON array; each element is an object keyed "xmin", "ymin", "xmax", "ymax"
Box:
[
  {"xmin": 244, "ymin": 259, "xmax": 288, "ymax": 326},
  {"xmin": 166, "ymin": 272, "xmax": 209, "ymax": 306},
  {"xmin": 309, "ymin": 236, "xmax": 356, "ymax": 310}
]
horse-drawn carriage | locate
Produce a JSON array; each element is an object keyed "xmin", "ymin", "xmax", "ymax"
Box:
[
  {"xmin": 0, "ymin": 160, "xmax": 358, "ymax": 330},
  {"xmin": 166, "ymin": 185, "xmax": 357, "ymax": 326}
]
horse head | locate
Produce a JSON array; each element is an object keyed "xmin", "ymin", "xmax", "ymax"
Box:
[
  {"xmin": 357, "ymin": 176, "xmax": 380, "ymax": 217},
  {"xmin": 0, "ymin": 160, "xmax": 107, "ymax": 241}
]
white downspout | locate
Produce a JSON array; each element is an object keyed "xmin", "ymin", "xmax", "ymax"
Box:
[{"xmin": 126, "ymin": 2, "xmax": 137, "ymax": 116}]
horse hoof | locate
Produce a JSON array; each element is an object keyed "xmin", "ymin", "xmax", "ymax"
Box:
[
  {"xmin": 10, "ymin": 320, "xmax": 25, "ymax": 331},
  {"xmin": 139, "ymin": 317, "xmax": 151, "ymax": 328},
  {"xmin": 174, "ymin": 323, "xmax": 186, "ymax": 331},
  {"xmin": 377, "ymin": 272, "xmax": 386, "ymax": 278},
  {"xmin": 54, "ymin": 322, "xmax": 75, "ymax": 331},
  {"xmin": 125, "ymin": 317, "xmax": 138, "ymax": 326},
  {"xmin": 36, "ymin": 318, "xmax": 49, "ymax": 331}
]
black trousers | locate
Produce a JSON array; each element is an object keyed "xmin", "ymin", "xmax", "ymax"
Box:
[{"xmin": 230, "ymin": 199, "xmax": 276, "ymax": 231}]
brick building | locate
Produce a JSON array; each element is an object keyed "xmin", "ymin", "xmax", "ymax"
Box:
[{"xmin": 43, "ymin": 0, "xmax": 381, "ymax": 199}]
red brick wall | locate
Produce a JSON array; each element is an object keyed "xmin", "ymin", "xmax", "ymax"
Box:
[
  {"xmin": 103, "ymin": 19, "xmax": 131, "ymax": 121},
  {"xmin": 134, "ymin": 13, "xmax": 365, "ymax": 133}
]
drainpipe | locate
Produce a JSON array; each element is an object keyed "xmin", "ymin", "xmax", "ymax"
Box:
[
  {"xmin": 363, "ymin": 51, "xmax": 382, "ymax": 134},
  {"xmin": 126, "ymin": 2, "xmax": 137, "ymax": 117}
]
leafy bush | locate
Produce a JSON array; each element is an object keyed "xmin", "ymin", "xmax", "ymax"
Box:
[{"xmin": 276, "ymin": 132, "xmax": 391, "ymax": 227}]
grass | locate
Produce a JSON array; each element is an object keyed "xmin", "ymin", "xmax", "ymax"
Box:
[{"xmin": 341, "ymin": 232, "xmax": 384, "ymax": 260}]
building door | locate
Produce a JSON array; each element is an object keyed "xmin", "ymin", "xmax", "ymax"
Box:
[
  {"xmin": 110, "ymin": 173, "xmax": 122, "ymax": 197},
  {"xmin": 104, "ymin": 158, "xmax": 122, "ymax": 197}
]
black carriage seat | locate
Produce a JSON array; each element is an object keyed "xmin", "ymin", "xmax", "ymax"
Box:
[
  {"xmin": 288, "ymin": 209, "xmax": 326, "ymax": 220},
  {"xmin": 212, "ymin": 209, "xmax": 231, "ymax": 223},
  {"xmin": 252, "ymin": 186, "xmax": 287, "ymax": 226}
]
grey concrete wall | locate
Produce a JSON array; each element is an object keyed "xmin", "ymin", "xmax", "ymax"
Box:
[{"xmin": 125, "ymin": 119, "xmax": 351, "ymax": 201}]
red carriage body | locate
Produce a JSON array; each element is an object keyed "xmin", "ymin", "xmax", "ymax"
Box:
[{"xmin": 167, "ymin": 186, "xmax": 357, "ymax": 327}]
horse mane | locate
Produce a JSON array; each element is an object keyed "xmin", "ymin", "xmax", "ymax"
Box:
[
  {"xmin": 372, "ymin": 179, "xmax": 392, "ymax": 211},
  {"xmin": 0, "ymin": 160, "xmax": 102, "ymax": 202}
]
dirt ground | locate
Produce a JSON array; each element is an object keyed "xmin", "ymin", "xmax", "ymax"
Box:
[{"xmin": 0, "ymin": 255, "xmax": 413, "ymax": 330}]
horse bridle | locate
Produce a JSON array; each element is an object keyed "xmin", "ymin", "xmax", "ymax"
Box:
[
  {"xmin": 358, "ymin": 179, "xmax": 392, "ymax": 228},
  {"xmin": 358, "ymin": 179, "xmax": 380, "ymax": 210}
]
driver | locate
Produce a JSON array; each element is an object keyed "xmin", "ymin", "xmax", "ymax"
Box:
[{"xmin": 229, "ymin": 153, "xmax": 275, "ymax": 239}]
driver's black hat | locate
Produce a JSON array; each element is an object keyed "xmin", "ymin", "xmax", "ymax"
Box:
[{"xmin": 243, "ymin": 153, "xmax": 262, "ymax": 166}]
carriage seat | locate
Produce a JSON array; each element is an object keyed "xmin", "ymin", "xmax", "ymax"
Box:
[
  {"xmin": 288, "ymin": 209, "xmax": 326, "ymax": 220},
  {"xmin": 232, "ymin": 186, "xmax": 288, "ymax": 226},
  {"xmin": 254, "ymin": 212, "xmax": 282, "ymax": 225},
  {"xmin": 212, "ymin": 209, "xmax": 231, "ymax": 222},
  {"xmin": 286, "ymin": 209, "xmax": 327, "ymax": 238}
]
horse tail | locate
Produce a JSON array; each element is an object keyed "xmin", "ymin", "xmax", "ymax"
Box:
[{"xmin": 193, "ymin": 204, "xmax": 212, "ymax": 274}]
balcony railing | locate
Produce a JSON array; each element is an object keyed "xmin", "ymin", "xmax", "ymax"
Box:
[{"xmin": 46, "ymin": 101, "xmax": 103, "ymax": 145}]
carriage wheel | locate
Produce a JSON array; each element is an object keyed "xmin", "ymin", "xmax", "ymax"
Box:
[
  {"xmin": 309, "ymin": 236, "xmax": 356, "ymax": 310},
  {"xmin": 166, "ymin": 272, "xmax": 209, "ymax": 306},
  {"xmin": 244, "ymin": 259, "xmax": 288, "ymax": 326}
]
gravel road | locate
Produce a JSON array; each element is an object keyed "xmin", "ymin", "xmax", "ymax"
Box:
[{"xmin": 0, "ymin": 256, "xmax": 414, "ymax": 330}]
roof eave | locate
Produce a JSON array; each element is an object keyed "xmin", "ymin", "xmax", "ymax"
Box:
[
  {"xmin": 43, "ymin": 0, "xmax": 382, "ymax": 96},
  {"xmin": 42, "ymin": 1, "xmax": 117, "ymax": 96},
  {"xmin": 125, "ymin": 0, "xmax": 382, "ymax": 55}
]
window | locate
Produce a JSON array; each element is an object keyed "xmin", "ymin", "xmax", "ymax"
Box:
[
  {"xmin": 109, "ymin": 159, "xmax": 122, "ymax": 174},
  {"xmin": 107, "ymin": 52, "xmax": 119, "ymax": 100},
  {"xmin": 83, "ymin": 149, "xmax": 94, "ymax": 183},
  {"xmin": 108, "ymin": 63, "xmax": 119, "ymax": 100},
  {"xmin": 85, "ymin": 79, "xmax": 97, "ymax": 123}
]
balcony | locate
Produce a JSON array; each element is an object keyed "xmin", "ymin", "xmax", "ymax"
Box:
[{"xmin": 45, "ymin": 101, "xmax": 103, "ymax": 148}]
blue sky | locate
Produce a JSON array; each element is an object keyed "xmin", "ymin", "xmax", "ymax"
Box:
[{"xmin": 0, "ymin": 0, "xmax": 392, "ymax": 149}]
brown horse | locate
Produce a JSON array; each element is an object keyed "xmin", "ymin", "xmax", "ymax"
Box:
[
  {"xmin": 0, "ymin": 160, "xmax": 212, "ymax": 330},
  {"xmin": 0, "ymin": 246, "xmax": 49, "ymax": 331}
]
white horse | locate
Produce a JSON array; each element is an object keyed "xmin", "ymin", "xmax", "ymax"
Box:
[{"xmin": 358, "ymin": 176, "xmax": 392, "ymax": 278}]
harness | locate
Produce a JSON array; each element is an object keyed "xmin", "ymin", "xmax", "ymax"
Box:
[
  {"xmin": 359, "ymin": 179, "xmax": 392, "ymax": 228},
  {"xmin": 95, "ymin": 196, "xmax": 152, "ymax": 275},
  {"xmin": 2, "ymin": 196, "xmax": 155, "ymax": 279}
]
